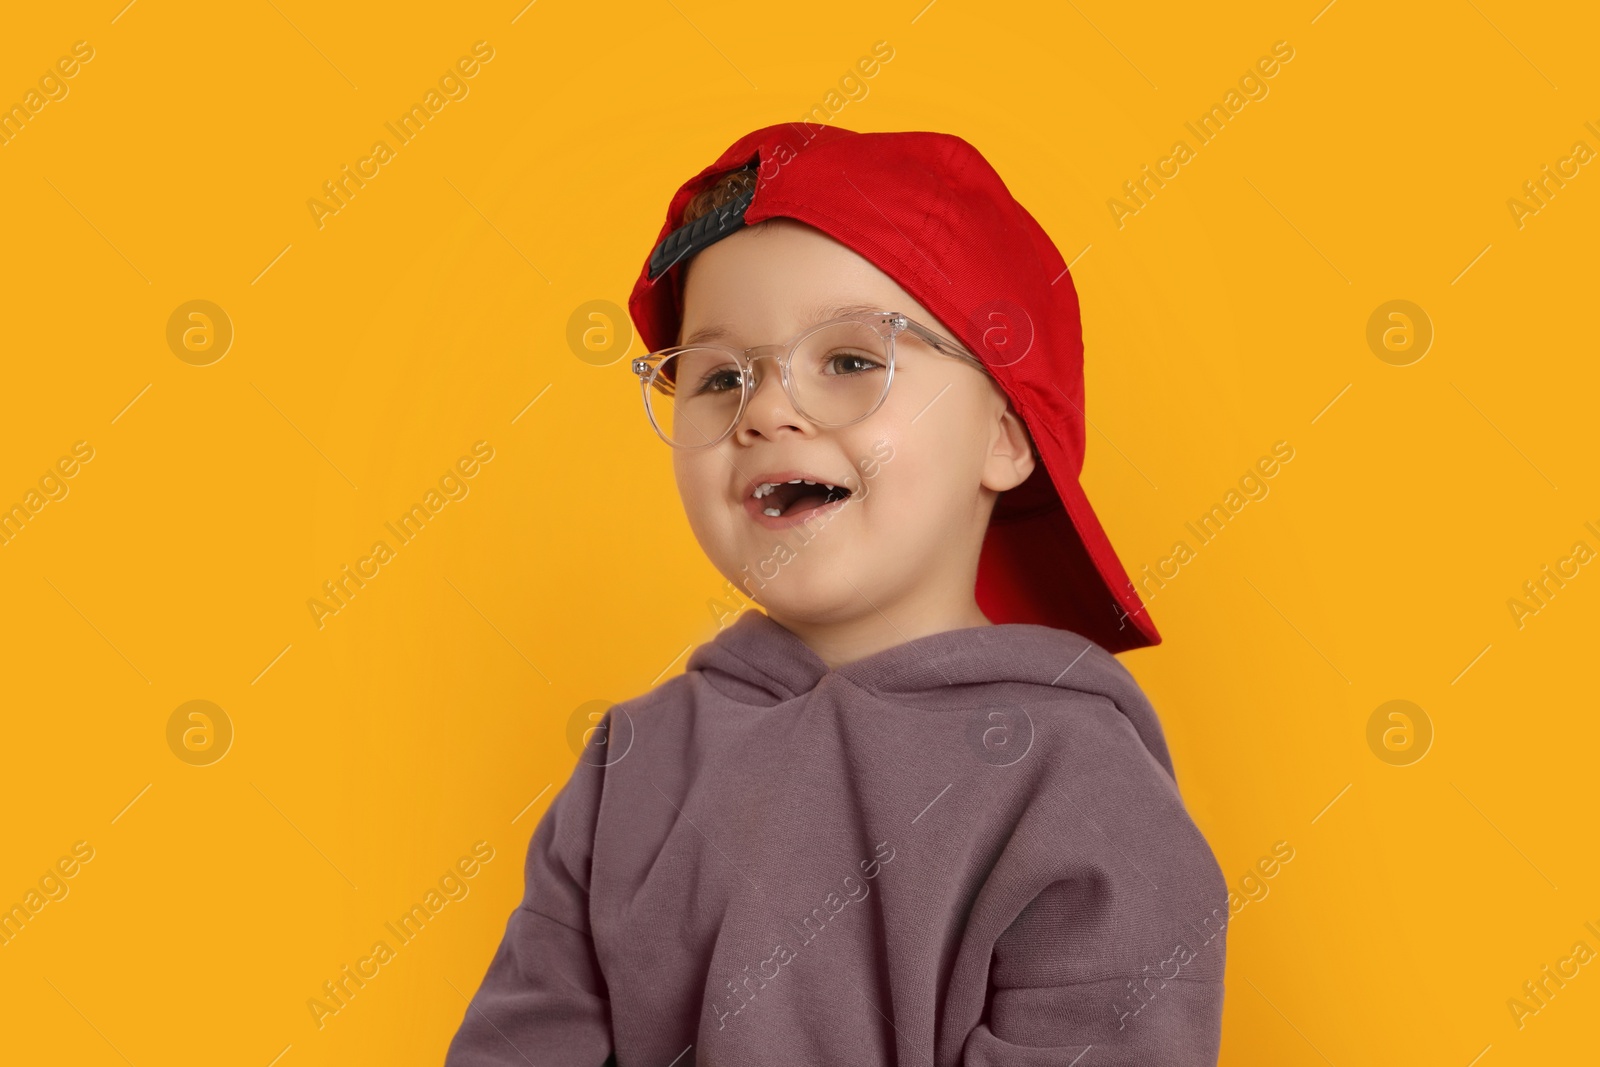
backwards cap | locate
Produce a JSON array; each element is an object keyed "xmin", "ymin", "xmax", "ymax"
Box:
[{"xmin": 627, "ymin": 122, "xmax": 1160, "ymax": 653}]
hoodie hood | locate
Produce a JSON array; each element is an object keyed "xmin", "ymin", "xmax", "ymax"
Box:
[{"xmin": 685, "ymin": 608, "xmax": 1177, "ymax": 780}]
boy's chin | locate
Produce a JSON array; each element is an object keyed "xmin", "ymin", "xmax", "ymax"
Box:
[{"xmin": 724, "ymin": 558, "xmax": 868, "ymax": 619}]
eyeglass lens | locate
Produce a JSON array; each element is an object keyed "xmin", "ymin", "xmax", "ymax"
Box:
[{"xmin": 646, "ymin": 319, "xmax": 890, "ymax": 447}]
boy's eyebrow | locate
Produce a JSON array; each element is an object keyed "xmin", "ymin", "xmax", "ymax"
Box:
[{"xmin": 682, "ymin": 301, "xmax": 884, "ymax": 346}]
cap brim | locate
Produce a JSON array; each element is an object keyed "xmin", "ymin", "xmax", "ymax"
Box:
[{"xmin": 977, "ymin": 429, "xmax": 1159, "ymax": 653}]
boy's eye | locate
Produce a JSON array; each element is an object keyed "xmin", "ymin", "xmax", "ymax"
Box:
[
  {"xmin": 823, "ymin": 349, "xmax": 885, "ymax": 376},
  {"xmin": 694, "ymin": 368, "xmax": 744, "ymax": 394}
]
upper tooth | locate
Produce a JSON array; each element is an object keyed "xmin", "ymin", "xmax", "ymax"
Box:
[{"xmin": 751, "ymin": 478, "xmax": 841, "ymax": 499}]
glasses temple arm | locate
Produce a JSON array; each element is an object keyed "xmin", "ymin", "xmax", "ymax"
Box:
[{"xmin": 900, "ymin": 318, "xmax": 984, "ymax": 367}]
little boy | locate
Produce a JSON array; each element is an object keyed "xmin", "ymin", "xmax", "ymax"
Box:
[{"xmin": 444, "ymin": 123, "xmax": 1227, "ymax": 1066}]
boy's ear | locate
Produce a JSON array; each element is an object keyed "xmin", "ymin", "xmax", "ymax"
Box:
[{"xmin": 983, "ymin": 404, "xmax": 1037, "ymax": 493}]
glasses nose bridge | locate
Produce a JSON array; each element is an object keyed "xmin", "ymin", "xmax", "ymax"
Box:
[
  {"xmin": 732, "ymin": 340, "xmax": 807, "ymax": 429},
  {"xmin": 738, "ymin": 341, "xmax": 796, "ymax": 392},
  {"xmin": 740, "ymin": 341, "xmax": 792, "ymax": 367}
]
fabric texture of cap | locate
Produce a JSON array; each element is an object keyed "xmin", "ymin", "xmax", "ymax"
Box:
[{"xmin": 626, "ymin": 122, "xmax": 1160, "ymax": 654}]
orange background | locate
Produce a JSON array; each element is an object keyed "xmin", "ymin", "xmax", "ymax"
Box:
[{"xmin": 2, "ymin": 1, "xmax": 1597, "ymax": 1064}]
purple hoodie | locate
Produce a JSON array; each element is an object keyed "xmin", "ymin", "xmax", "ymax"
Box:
[{"xmin": 444, "ymin": 609, "xmax": 1228, "ymax": 1066}]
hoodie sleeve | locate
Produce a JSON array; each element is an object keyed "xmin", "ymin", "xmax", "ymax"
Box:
[
  {"xmin": 443, "ymin": 750, "xmax": 614, "ymax": 1066},
  {"xmin": 959, "ymin": 694, "xmax": 1228, "ymax": 1067}
]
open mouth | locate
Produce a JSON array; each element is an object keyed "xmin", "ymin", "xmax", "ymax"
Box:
[{"xmin": 750, "ymin": 478, "xmax": 853, "ymax": 519}]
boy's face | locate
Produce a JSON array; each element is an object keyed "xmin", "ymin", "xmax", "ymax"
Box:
[{"xmin": 673, "ymin": 218, "xmax": 1036, "ymax": 633}]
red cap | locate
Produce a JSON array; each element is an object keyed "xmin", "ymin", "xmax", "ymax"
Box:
[{"xmin": 627, "ymin": 122, "xmax": 1160, "ymax": 653}]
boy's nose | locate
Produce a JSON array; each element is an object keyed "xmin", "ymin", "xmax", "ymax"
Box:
[{"xmin": 734, "ymin": 353, "xmax": 810, "ymax": 440}]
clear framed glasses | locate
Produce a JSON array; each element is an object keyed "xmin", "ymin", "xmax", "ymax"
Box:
[{"xmin": 631, "ymin": 310, "xmax": 987, "ymax": 449}]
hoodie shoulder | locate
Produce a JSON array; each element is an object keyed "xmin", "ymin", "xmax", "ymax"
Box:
[
  {"xmin": 1037, "ymin": 637, "xmax": 1178, "ymax": 784},
  {"xmin": 894, "ymin": 623, "xmax": 1180, "ymax": 785}
]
